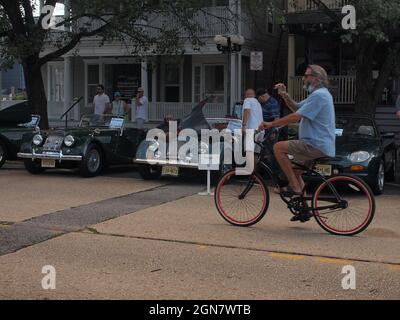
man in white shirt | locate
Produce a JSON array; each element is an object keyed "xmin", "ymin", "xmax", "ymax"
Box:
[
  {"xmin": 239, "ymin": 89, "xmax": 264, "ymax": 174},
  {"xmin": 135, "ymin": 87, "xmax": 148, "ymax": 129},
  {"xmin": 93, "ymin": 85, "xmax": 110, "ymax": 116}
]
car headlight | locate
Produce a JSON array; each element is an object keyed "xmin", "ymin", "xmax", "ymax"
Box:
[
  {"xmin": 349, "ymin": 151, "xmax": 371, "ymax": 163},
  {"xmin": 148, "ymin": 140, "xmax": 159, "ymax": 152},
  {"xmin": 33, "ymin": 134, "xmax": 43, "ymax": 146},
  {"xmin": 64, "ymin": 135, "xmax": 75, "ymax": 147},
  {"xmin": 200, "ymin": 142, "xmax": 209, "ymax": 154}
]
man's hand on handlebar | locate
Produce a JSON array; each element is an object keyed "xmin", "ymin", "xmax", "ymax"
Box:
[{"xmin": 260, "ymin": 121, "xmax": 273, "ymax": 130}]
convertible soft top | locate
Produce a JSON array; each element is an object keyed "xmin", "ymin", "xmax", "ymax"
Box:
[{"xmin": 0, "ymin": 101, "xmax": 32, "ymax": 126}]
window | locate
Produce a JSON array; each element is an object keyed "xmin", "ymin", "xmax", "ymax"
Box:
[
  {"xmin": 266, "ymin": 8, "xmax": 274, "ymax": 34},
  {"xmin": 204, "ymin": 65, "xmax": 225, "ymax": 103},
  {"xmin": 49, "ymin": 64, "xmax": 64, "ymax": 102},
  {"xmin": 164, "ymin": 63, "xmax": 181, "ymax": 102},
  {"xmin": 87, "ymin": 65, "xmax": 99, "ymax": 104}
]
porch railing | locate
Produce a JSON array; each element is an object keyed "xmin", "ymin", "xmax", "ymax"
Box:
[
  {"xmin": 145, "ymin": 6, "xmax": 233, "ymax": 38},
  {"xmin": 290, "ymin": 75, "xmax": 356, "ymax": 104},
  {"xmin": 287, "ymin": 0, "xmax": 349, "ymax": 13},
  {"xmin": 144, "ymin": 102, "xmax": 227, "ymax": 121}
]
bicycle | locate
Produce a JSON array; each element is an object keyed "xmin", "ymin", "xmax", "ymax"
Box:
[{"xmin": 214, "ymin": 129, "xmax": 375, "ymax": 236}]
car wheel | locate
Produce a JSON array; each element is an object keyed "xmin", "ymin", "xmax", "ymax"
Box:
[
  {"xmin": 24, "ymin": 159, "xmax": 46, "ymax": 175},
  {"xmin": 371, "ymin": 160, "xmax": 385, "ymax": 195},
  {"xmin": 386, "ymin": 152, "xmax": 397, "ymax": 182},
  {"xmin": 80, "ymin": 144, "xmax": 103, "ymax": 177},
  {"xmin": 0, "ymin": 140, "xmax": 7, "ymax": 169},
  {"xmin": 138, "ymin": 164, "xmax": 162, "ymax": 180}
]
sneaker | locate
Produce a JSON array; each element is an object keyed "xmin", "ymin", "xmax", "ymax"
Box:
[{"xmin": 290, "ymin": 212, "xmax": 313, "ymax": 223}]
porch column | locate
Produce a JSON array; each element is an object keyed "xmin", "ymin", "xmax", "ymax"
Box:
[
  {"xmin": 64, "ymin": 0, "xmax": 71, "ymax": 32},
  {"xmin": 141, "ymin": 60, "xmax": 149, "ymax": 96},
  {"xmin": 287, "ymin": 34, "xmax": 296, "ymax": 97},
  {"xmin": 237, "ymin": 52, "xmax": 242, "ymax": 101},
  {"xmin": 151, "ymin": 63, "xmax": 157, "ymax": 102},
  {"xmin": 0, "ymin": 69, "xmax": 2, "ymax": 100},
  {"xmin": 63, "ymin": 56, "xmax": 74, "ymax": 119},
  {"xmin": 230, "ymin": 53, "xmax": 237, "ymax": 114}
]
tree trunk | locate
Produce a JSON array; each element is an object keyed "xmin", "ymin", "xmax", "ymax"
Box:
[
  {"xmin": 354, "ymin": 64, "xmax": 376, "ymax": 116},
  {"xmin": 22, "ymin": 60, "xmax": 49, "ymax": 129},
  {"xmin": 354, "ymin": 42, "xmax": 376, "ymax": 116}
]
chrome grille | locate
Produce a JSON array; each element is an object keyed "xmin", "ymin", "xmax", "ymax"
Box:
[{"xmin": 43, "ymin": 136, "xmax": 64, "ymax": 151}]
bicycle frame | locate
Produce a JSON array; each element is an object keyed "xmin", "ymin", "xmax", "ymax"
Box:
[{"xmin": 238, "ymin": 130, "xmax": 347, "ymax": 213}]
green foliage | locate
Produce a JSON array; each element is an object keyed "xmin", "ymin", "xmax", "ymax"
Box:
[
  {"xmin": 345, "ymin": 0, "xmax": 400, "ymax": 43},
  {"xmin": 0, "ymin": 0, "xmax": 238, "ymax": 69}
]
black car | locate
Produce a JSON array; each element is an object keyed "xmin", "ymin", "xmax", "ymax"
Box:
[
  {"xmin": 0, "ymin": 101, "xmax": 40, "ymax": 168},
  {"xmin": 311, "ymin": 114, "xmax": 397, "ymax": 195}
]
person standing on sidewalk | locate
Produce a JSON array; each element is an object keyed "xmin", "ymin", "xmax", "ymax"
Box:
[
  {"xmin": 135, "ymin": 87, "xmax": 148, "ymax": 129},
  {"xmin": 240, "ymin": 89, "xmax": 264, "ymax": 174}
]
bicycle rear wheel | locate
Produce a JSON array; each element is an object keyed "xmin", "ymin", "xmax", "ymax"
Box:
[
  {"xmin": 312, "ymin": 175, "xmax": 375, "ymax": 236},
  {"xmin": 214, "ymin": 170, "xmax": 270, "ymax": 227}
]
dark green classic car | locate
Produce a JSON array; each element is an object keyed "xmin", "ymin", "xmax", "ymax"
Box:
[
  {"xmin": 18, "ymin": 115, "xmax": 146, "ymax": 177},
  {"xmin": 0, "ymin": 101, "xmax": 40, "ymax": 168}
]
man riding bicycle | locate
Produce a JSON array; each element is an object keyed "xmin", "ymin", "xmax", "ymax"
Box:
[{"xmin": 260, "ymin": 65, "xmax": 336, "ymax": 218}]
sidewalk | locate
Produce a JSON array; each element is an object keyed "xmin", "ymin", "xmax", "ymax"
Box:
[{"xmin": 0, "ymin": 187, "xmax": 399, "ymax": 299}]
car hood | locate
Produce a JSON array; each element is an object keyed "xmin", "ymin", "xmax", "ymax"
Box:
[
  {"xmin": 336, "ymin": 136, "xmax": 380, "ymax": 156},
  {"xmin": 43, "ymin": 127, "xmax": 112, "ymax": 137}
]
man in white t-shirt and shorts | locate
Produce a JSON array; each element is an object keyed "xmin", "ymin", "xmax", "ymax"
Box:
[
  {"xmin": 240, "ymin": 89, "xmax": 264, "ymax": 173},
  {"xmin": 93, "ymin": 85, "xmax": 111, "ymax": 120}
]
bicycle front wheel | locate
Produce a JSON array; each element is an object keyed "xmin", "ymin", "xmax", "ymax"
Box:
[
  {"xmin": 214, "ymin": 170, "xmax": 270, "ymax": 227},
  {"xmin": 312, "ymin": 175, "xmax": 375, "ymax": 236}
]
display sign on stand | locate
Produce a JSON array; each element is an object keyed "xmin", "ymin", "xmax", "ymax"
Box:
[{"xmin": 198, "ymin": 154, "xmax": 220, "ymax": 196}]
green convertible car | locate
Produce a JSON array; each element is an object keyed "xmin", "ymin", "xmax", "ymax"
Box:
[
  {"xmin": 18, "ymin": 115, "xmax": 146, "ymax": 177},
  {"xmin": 0, "ymin": 101, "xmax": 40, "ymax": 169}
]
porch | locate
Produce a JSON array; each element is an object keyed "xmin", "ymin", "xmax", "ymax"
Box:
[
  {"xmin": 47, "ymin": 101, "xmax": 227, "ymax": 123},
  {"xmin": 287, "ymin": 0, "xmax": 349, "ymax": 13},
  {"xmin": 289, "ymin": 75, "xmax": 356, "ymax": 104}
]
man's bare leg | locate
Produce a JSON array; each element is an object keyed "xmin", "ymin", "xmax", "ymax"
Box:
[
  {"xmin": 273, "ymin": 141, "xmax": 302, "ymax": 193},
  {"xmin": 294, "ymin": 168, "xmax": 306, "ymax": 191}
]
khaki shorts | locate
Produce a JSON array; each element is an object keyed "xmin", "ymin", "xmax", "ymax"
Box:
[{"xmin": 288, "ymin": 140, "xmax": 326, "ymax": 168}]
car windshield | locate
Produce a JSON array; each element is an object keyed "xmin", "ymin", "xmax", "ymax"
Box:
[
  {"xmin": 17, "ymin": 115, "xmax": 40, "ymax": 128},
  {"xmin": 336, "ymin": 117, "xmax": 377, "ymax": 138},
  {"xmin": 79, "ymin": 114, "xmax": 123, "ymax": 128}
]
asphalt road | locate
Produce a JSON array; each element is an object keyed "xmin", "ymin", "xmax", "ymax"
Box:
[{"xmin": 0, "ymin": 162, "xmax": 399, "ymax": 300}]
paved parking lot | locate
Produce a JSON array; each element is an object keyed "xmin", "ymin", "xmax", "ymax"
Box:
[{"xmin": 0, "ymin": 162, "xmax": 399, "ymax": 299}]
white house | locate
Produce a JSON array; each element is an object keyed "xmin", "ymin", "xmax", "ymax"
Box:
[{"xmin": 39, "ymin": 0, "xmax": 287, "ymax": 122}]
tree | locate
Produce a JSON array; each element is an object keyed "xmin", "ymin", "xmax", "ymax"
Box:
[
  {"xmin": 0, "ymin": 0, "xmax": 237, "ymax": 128},
  {"xmin": 312, "ymin": 0, "xmax": 400, "ymax": 115}
]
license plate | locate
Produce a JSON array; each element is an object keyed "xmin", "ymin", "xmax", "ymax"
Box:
[
  {"xmin": 162, "ymin": 166, "xmax": 179, "ymax": 176},
  {"xmin": 41, "ymin": 159, "xmax": 56, "ymax": 168},
  {"xmin": 315, "ymin": 164, "xmax": 332, "ymax": 176}
]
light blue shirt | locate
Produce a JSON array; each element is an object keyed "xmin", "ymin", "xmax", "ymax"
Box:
[{"xmin": 296, "ymin": 87, "xmax": 336, "ymax": 157}]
